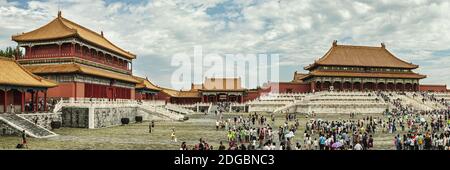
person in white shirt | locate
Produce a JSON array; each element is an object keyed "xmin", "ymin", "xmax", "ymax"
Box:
[
  {"xmin": 354, "ymin": 142, "xmax": 363, "ymax": 150},
  {"xmin": 215, "ymin": 120, "xmax": 220, "ymax": 131},
  {"xmin": 313, "ymin": 138, "xmax": 319, "ymax": 150}
]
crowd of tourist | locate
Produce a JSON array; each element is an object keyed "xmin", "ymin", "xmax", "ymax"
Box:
[{"xmin": 179, "ymin": 96, "xmax": 450, "ymax": 150}]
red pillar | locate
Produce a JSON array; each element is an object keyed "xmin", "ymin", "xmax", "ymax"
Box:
[
  {"xmin": 402, "ymin": 84, "xmax": 405, "ymax": 91},
  {"xmin": 3, "ymin": 90, "xmax": 6, "ymax": 113},
  {"xmin": 21, "ymin": 91, "xmax": 25, "ymax": 113},
  {"xmin": 29, "ymin": 46, "xmax": 33, "ymax": 58},
  {"xmin": 58, "ymin": 44, "xmax": 62, "ymax": 56},
  {"xmin": 71, "ymin": 43, "xmax": 75, "ymax": 56},
  {"xmin": 34, "ymin": 91, "xmax": 38, "ymax": 113},
  {"xmin": 320, "ymin": 83, "xmax": 323, "ymax": 91},
  {"xmin": 310, "ymin": 81, "xmax": 316, "ymax": 92},
  {"xmin": 74, "ymin": 82, "xmax": 77, "ymax": 101},
  {"xmin": 360, "ymin": 83, "xmax": 364, "ymax": 91},
  {"xmin": 351, "ymin": 83, "xmax": 354, "ymax": 91},
  {"xmin": 340, "ymin": 82, "xmax": 343, "ymax": 91},
  {"xmin": 30, "ymin": 92, "xmax": 34, "ymax": 112},
  {"xmin": 44, "ymin": 90, "xmax": 47, "ymax": 112},
  {"xmin": 240, "ymin": 95, "xmax": 244, "ymax": 103}
]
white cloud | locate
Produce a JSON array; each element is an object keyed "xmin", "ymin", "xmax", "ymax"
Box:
[{"xmin": 0, "ymin": 0, "xmax": 449, "ymax": 88}]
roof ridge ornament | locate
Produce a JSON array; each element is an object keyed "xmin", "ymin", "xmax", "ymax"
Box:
[
  {"xmin": 381, "ymin": 42, "xmax": 386, "ymax": 48},
  {"xmin": 58, "ymin": 11, "xmax": 62, "ymax": 18},
  {"xmin": 332, "ymin": 40, "xmax": 337, "ymax": 47}
]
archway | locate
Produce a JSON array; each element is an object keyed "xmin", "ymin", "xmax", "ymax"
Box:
[
  {"xmin": 343, "ymin": 82, "xmax": 352, "ymax": 91},
  {"xmin": 363, "ymin": 82, "xmax": 375, "ymax": 91},
  {"xmin": 353, "ymin": 82, "xmax": 362, "ymax": 91},
  {"xmin": 332, "ymin": 82, "xmax": 342, "ymax": 91},
  {"xmin": 323, "ymin": 81, "xmax": 332, "ymax": 91},
  {"xmin": 377, "ymin": 82, "xmax": 386, "ymax": 91},
  {"xmin": 387, "ymin": 83, "xmax": 395, "ymax": 91},
  {"xmin": 396, "ymin": 83, "xmax": 404, "ymax": 91},
  {"xmin": 405, "ymin": 83, "xmax": 413, "ymax": 91},
  {"xmin": 315, "ymin": 81, "xmax": 322, "ymax": 91}
]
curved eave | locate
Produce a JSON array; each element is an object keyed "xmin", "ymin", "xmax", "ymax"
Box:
[
  {"xmin": 307, "ymin": 71, "xmax": 427, "ymax": 79},
  {"xmin": 12, "ymin": 33, "xmax": 77, "ymax": 42},
  {"xmin": 77, "ymin": 36, "xmax": 136, "ymax": 59},
  {"xmin": 306, "ymin": 63, "xmax": 419, "ymax": 69}
]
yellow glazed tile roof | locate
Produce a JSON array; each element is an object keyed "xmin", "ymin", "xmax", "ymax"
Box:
[
  {"xmin": 0, "ymin": 57, "xmax": 57, "ymax": 88},
  {"xmin": 305, "ymin": 43, "xmax": 418, "ymax": 70},
  {"xmin": 12, "ymin": 12, "xmax": 136, "ymax": 59},
  {"xmin": 159, "ymin": 87, "xmax": 200, "ymax": 98},
  {"xmin": 134, "ymin": 76, "xmax": 161, "ymax": 91}
]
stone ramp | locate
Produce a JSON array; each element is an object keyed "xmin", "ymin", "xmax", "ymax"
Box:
[
  {"xmin": 0, "ymin": 114, "xmax": 57, "ymax": 138},
  {"xmin": 138, "ymin": 105, "xmax": 185, "ymax": 121}
]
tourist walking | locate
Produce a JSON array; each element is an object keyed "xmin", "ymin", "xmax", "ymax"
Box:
[
  {"xmin": 21, "ymin": 130, "xmax": 28, "ymax": 149},
  {"xmin": 171, "ymin": 128, "xmax": 177, "ymax": 142},
  {"xmin": 149, "ymin": 122, "xmax": 152, "ymax": 133}
]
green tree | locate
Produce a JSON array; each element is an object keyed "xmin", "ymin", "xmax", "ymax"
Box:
[{"xmin": 0, "ymin": 46, "xmax": 23, "ymax": 58}]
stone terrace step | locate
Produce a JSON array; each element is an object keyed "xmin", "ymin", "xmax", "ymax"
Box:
[{"xmin": 0, "ymin": 114, "xmax": 57, "ymax": 138}]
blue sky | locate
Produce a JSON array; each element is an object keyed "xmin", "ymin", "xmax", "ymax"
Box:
[{"xmin": 1, "ymin": 0, "xmax": 449, "ymax": 90}]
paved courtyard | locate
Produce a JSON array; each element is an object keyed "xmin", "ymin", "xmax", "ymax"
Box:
[{"xmin": 0, "ymin": 112, "xmax": 398, "ymax": 150}]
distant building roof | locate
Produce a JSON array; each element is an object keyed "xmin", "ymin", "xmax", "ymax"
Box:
[
  {"xmin": 0, "ymin": 57, "xmax": 57, "ymax": 88},
  {"xmin": 292, "ymin": 71, "xmax": 308, "ymax": 82},
  {"xmin": 305, "ymin": 41, "xmax": 418, "ymax": 70},
  {"xmin": 134, "ymin": 76, "xmax": 161, "ymax": 91},
  {"xmin": 159, "ymin": 87, "xmax": 200, "ymax": 98},
  {"xmin": 12, "ymin": 11, "xmax": 136, "ymax": 59}
]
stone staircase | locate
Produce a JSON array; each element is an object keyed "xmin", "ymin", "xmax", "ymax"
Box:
[
  {"xmin": 272, "ymin": 92, "xmax": 388, "ymax": 114},
  {"xmin": 391, "ymin": 93, "xmax": 434, "ymax": 111},
  {"xmin": 138, "ymin": 104, "xmax": 185, "ymax": 121},
  {"xmin": 0, "ymin": 114, "xmax": 57, "ymax": 138},
  {"xmin": 208, "ymin": 104, "xmax": 218, "ymax": 114},
  {"xmin": 165, "ymin": 104, "xmax": 195, "ymax": 115},
  {"xmin": 405, "ymin": 93, "xmax": 447, "ymax": 110}
]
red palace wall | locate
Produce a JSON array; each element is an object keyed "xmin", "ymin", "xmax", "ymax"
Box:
[
  {"xmin": 154, "ymin": 91, "xmax": 171, "ymax": 103},
  {"xmin": 26, "ymin": 82, "xmax": 83, "ymax": 101},
  {"xmin": 419, "ymin": 84, "xmax": 448, "ymax": 92},
  {"xmin": 135, "ymin": 93, "xmax": 156, "ymax": 100},
  {"xmin": 46, "ymin": 82, "xmax": 79, "ymax": 99},
  {"xmin": 170, "ymin": 98, "xmax": 202, "ymax": 104},
  {"xmin": 263, "ymin": 82, "xmax": 311, "ymax": 93},
  {"xmin": 244, "ymin": 91, "xmax": 261, "ymax": 102},
  {"xmin": 84, "ymin": 83, "xmax": 133, "ymax": 99}
]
